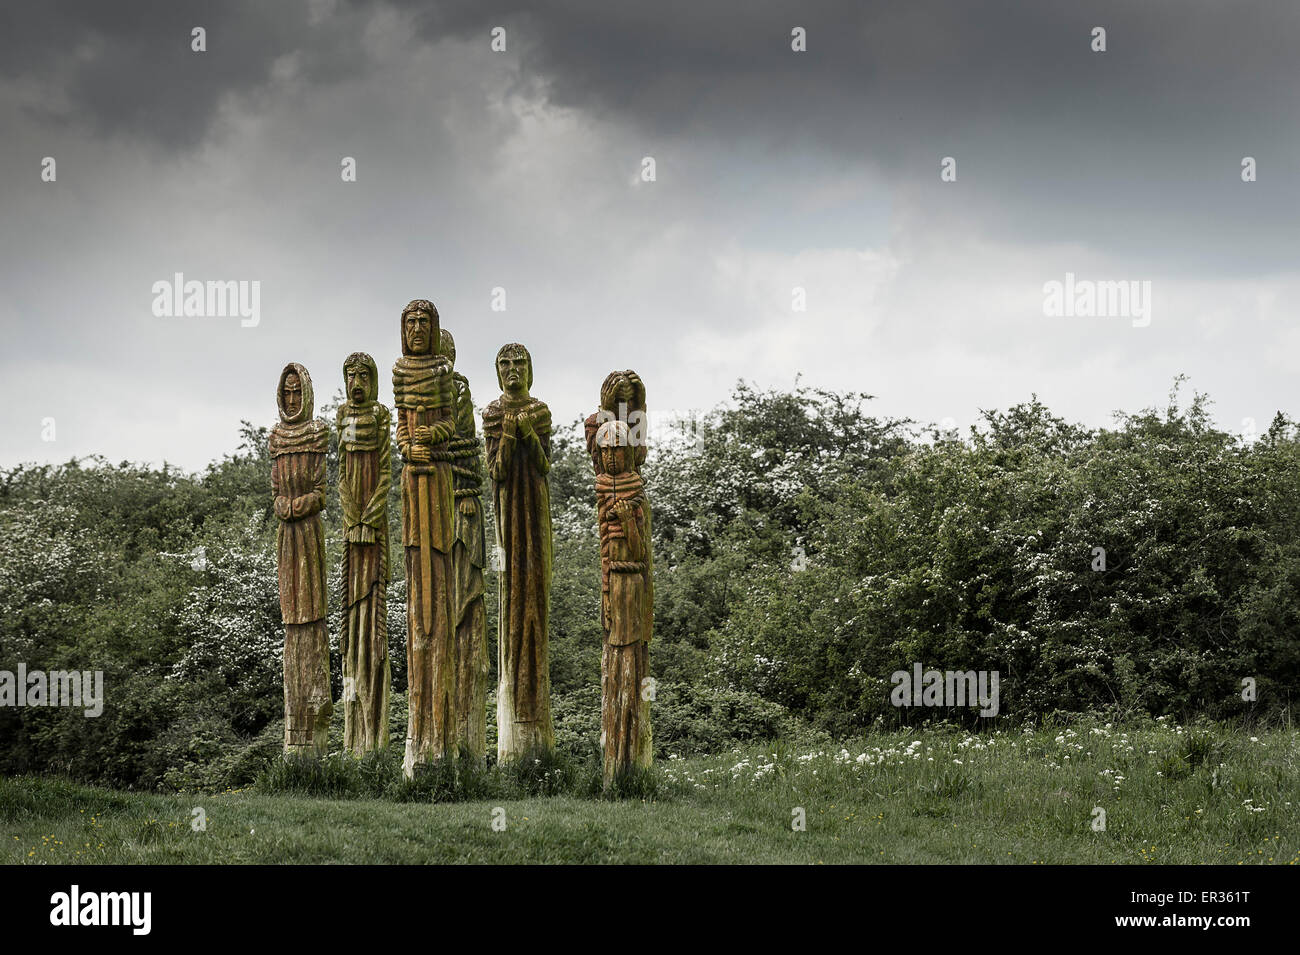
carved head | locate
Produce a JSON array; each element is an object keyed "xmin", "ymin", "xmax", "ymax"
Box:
[
  {"xmin": 439, "ymin": 328, "xmax": 456, "ymax": 368},
  {"xmin": 595, "ymin": 419, "xmax": 632, "ymax": 475},
  {"xmin": 495, "ymin": 342, "xmax": 533, "ymax": 397},
  {"xmin": 401, "ymin": 299, "xmax": 439, "ymax": 356},
  {"xmin": 342, "ymin": 352, "xmax": 378, "ymax": 405},
  {"xmin": 599, "ymin": 370, "xmax": 645, "ymax": 414},
  {"xmin": 277, "ymin": 362, "xmax": 314, "ymax": 424}
]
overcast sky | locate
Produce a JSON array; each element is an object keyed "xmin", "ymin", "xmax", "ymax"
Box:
[{"xmin": 2, "ymin": 0, "xmax": 1299, "ymax": 470}]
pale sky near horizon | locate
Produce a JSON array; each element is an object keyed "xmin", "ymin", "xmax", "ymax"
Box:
[{"xmin": 2, "ymin": 0, "xmax": 1299, "ymax": 471}]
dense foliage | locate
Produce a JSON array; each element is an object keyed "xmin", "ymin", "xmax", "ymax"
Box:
[{"xmin": 0, "ymin": 380, "xmax": 1294, "ymax": 789}]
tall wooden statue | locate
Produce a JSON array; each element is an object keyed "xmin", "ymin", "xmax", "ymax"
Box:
[
  {"xmin": 440, "ymin": 329, "xmax": 489, "ymax": 761},
  {"xmin": 393, "ymin": 300, "xmax": 458, "ymax": 775},
  {"xmin": 270, "ymin": 362, "xmax": 333, "ymax": 756},
  {"xmin": 483, "ymin": 343, "xmax": 555, "ymax": 760},
  {"xmin": 591, "ymin": 402, "xmax": 654, "ymax": 785},
  {"xmin": 337, "ymin": 352, "xmax": 392, "ymax": 755}
]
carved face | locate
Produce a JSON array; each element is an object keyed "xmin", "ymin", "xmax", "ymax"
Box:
[
  {"xmin": 404, "ymin": 310, "xmax": 433, "ymax": 354},
  {"xmin": 345, "ymin": 364, "xmax": 371, "ymax": 404},
  {"xmin": 600, "ymin": 443, "xmax": 630, "ymax": 475},
  {"xmin": 282, "ymin": 373, "xmax": 303, "ymax": 419},
  {"xmin": 497, "ymin": 351, "xmax": 531, "ymax": 397}
]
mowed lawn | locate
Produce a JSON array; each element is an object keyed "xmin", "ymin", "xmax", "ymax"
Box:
[{"xmin": 4, "ymin": 721, "xmax": 1298, "ymax": 864}]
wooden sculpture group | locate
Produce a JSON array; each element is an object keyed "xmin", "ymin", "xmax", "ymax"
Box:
[{"xmin": 270, "ymin": 300, "xmax": 652, "ymax": 785}]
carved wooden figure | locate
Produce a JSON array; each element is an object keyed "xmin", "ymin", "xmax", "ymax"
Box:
[
  {"xmin": 270, "ymin": 362, "xmax": 333, "ymax": 756},
  {"xmin": 393, "ymin": 300, "xmax": 458, "ymax": 775},
  {"xmin": 593, "ymin": 415, "xmax": 654, "ymax": 786},
  {"xmin": 440, "ymin": 329, "xmax": 489, "ymax": 761},
  {"xmin": 483, "ymin": 343, "xmax": 555, "ymax": 760},
  {"xmin": 337, "ymin": 352, "xmax": 392, "ymax": 755},
  {"xmin": 584, "ymin": 370, "xmax": 648, "ymax": 474}
]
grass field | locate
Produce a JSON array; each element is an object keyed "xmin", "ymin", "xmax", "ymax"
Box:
[{"xmin": 4, "ymin": 719, "xmax": 1297, "ymax": 864}]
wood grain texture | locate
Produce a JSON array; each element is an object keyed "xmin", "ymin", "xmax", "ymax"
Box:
[
  {"xmin": 484, "ymin": 343, "xmax": 555, "ymax": 761},
  {"xmin": 588, "ymin": 371, "xmax": 654, "ymax": 785},
  {"xmin": 338, "ymin": 352, "xmax": 391, "ymax": 755},
  {"xmin": 270, "ymin": 362, "xmax": 333, "ymax": 756}
]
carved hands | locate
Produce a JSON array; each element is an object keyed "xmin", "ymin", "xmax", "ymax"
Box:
[
  {"xmin": 290, "ymin": 493, "xmax": 323, "ymax": 519},
  {"xmin": 406, "ymin": 419, "xmax": 456, "ymax": 463},
  {"xmin": 346, "ymin": 523, "xmax": 377, "ymax": 544},
  {"xmin": 613, "ymin": 499, "xmax": 638, "ymax": 526},
  {"xmin": 602, "ymin": 370, "xmax": 644, "ymax": 411},
  {"xmin": 502, "ymin": 409, "xmax": 535, "ymax": 440},
  {"xmin": 277, "ymin": 493, "xmax": 323, "ymax": 520}
]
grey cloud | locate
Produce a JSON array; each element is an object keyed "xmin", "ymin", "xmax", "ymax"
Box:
[
  {"xmin": 1, "ymin": 1, "xmax": 1298, "ymax": 470},
  {"xmin": 0, "ymin": 0, "xmax": 375, "ymax": 149},
  {"xmin": 386, "ymin": 0, "xmax": 1300, "ymax": 272}
]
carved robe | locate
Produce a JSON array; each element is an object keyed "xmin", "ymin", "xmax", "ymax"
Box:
[
  {"xmin": 337, "ymin": 358, "xmax": 391, "ymax": 754},
  {"xmin": 595, "ymin": 463, "xmax": 653, "ymax": 783},
  {"xmin": 584, "ymin": 369, "xmax": 653, "ymax": 633},
  {"xmin": 393, "ymin": 341, "xmax": 458, "ymax": 773},
  {"xmin": 483, "ymin": 394, "xmax": 554, "ymax": 759},
  {"xmin": 270, "ymin": 363, "xmax": 333, "ymax": 756},
  {"xmin": 448, "ymin": 371, "xmax": 488, "ymax": 760}
]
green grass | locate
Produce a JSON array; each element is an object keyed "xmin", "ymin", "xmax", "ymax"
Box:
[{"xmin": 4, "ymin": 718, "xmax": 1297, "ymax": 864}]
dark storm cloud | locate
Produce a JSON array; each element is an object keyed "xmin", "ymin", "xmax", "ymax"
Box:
[
  {"xmin": 384, "ymin": 0, "xmax": 1300, "ymax": 271},
  {"xmin": 387, "ymin": 1, "xmax": 1298, "ymax": 150},
  {"xmin": 12, "ymin": 1, "xmax": 1300, "ymax": 200},
  {"xmin": 0, "ymin": 0, "xmax": 372, "ymax": 149}
]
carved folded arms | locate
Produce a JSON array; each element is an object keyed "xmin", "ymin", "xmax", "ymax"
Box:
[
  {"xmin": 337, "ymin": 406, "xmax": 391, "ymax": 544},
  {"xmin": 271, "ymin": 456, "xmax": 326, "ymax": 521},
  {"xmin": 489, "ymin": 408, "xmax": 551, "ymax": 480}
]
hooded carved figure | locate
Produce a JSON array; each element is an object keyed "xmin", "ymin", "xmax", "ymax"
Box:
[
  {"xmin": 392, "ymin": 300, "xmax": 459, "ymax": 773},
  {"xmin": 270, "ymin": 362, "xmax": 329, "ymax": 622},
  {"xmin": 337, "ymin": 351, "xmax": 392, "ymax": 754},
  {"xmin": 269, "ymin": 362, "xmax": 332, "ymax": 755}
]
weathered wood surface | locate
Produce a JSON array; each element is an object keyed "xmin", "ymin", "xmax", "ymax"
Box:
[
  {"xmin": 483, "ymin": 343, "xmax": 555, "ymax": 761},
  {"xmin": 337, "ymin": 351, "xmax": 391, "ymax": 755},
  {"xmin": 441, "ymin": 329, "xmax": 489, "ymax": 762},
  {"xmin": 270, "ymin": 362, "xmax": 333, "ymax": 756},
  {"xmin": 393, "ymin": 301, "xmax": 458, "ymax": 775},
  {"xmin": 589, "ymin": 373, "xmax": 654, "ymax": 785}
]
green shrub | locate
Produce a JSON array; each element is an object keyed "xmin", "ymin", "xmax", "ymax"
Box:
[{"xmin": 653, "ymin": 682, "xmax": 788, "ymax": 756}]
